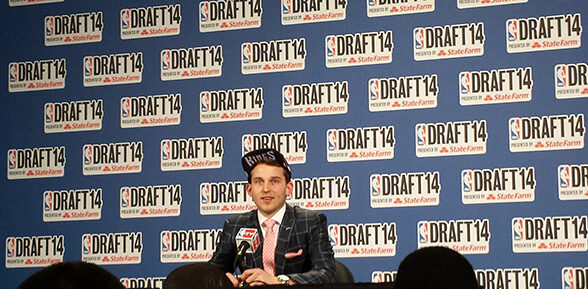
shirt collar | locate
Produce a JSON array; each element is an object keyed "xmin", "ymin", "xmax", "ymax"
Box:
[{"xmin": 257, "ymin": 204, "xmax": 286, "ymax": 227}]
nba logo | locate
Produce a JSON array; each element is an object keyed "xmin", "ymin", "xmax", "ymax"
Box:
[
  {"xmin": 83, "ymin": 145, "xmax": 92, "ymax": 165},
  {"xmin": 121, "ymin": 9, "xmax": 130, "ymax": 29},
  {"xmin": 9, "ymin": 63, "xmax": 18, "ymax": 82},
  {"xmin": 120, "ymin": 188, "xmax": 130, "ymax": 208},
  {"xmin": 368, "ymin": 0, "xmax": 376, "ymax": 6},
  {"xmin": 418, "ymin": 222, "xmax": 429, "ymax": 243},
  {"xmin": 283, "ymin": 0, "xmax": 292, "ymax": 14},
  {"xmin": 510, "ymin": 119, "xmax": 521, "ymax": 140},
  {"xmin": 242, "ymin": 135, "xmax": 253, "ymax": 154},
  {"xmin": 200, "ymin": 92, "xmax": 210, "ymax": 112},
  {"xmin": 507, "ymin": 20, "xmax": 518, "ymax": 41},
  {"xmin": 371, "ymin": 272, "xmax": 383, "ymax": 283},
  {"xmin": 200, "ymin": 184, "xmax": 210, "ymax": 204},
  {"xmin": 82, "ymin": 235, "xmax": 92, "ymax": 255},
  {"xmin": 84, "ymin": 57, "xmax": 93, "ymax": 76},
  {"xmin": 562, "ymin": 268, "xmax": 575, "ymax": 289},
  {"xmin": 559, "ymin": 166, "xmax": 570, "ymax": 188},
  {"xmin": 283, "ymin": 86, "xmax": 293, "ymax": 106},
  {"xmin": 122, "ymin": 279, "xmax": 130, "ymax": 288},
  {"xmin": 556, "ymin": 65, "xmax": 567, "ymax": 87},
  {"xmin": 416, "ymin": 124, "xmax": 427, "ymax": 145},
  {"xmin": 326, "ymin": 36, "xmax": 336, "ymax": 57},
  {"xmin": 161, "ymin": 140, "xmax": 171, "ymax": 160},
  {"xmin": 200, "ymin": 2, "xmax": 209, "ymax": 22},
  {"xmin": 414, "ymin": 29, "xmax": 425, "ymax": 49},
  {"xmin": 328, "ymin": 225, "xmax": 339, "ymax": 246},
  {"xmin": 44, "ymin": 192, "xmax": 53, "ymax": 211},
  {"xmin": 460, "ymin": 72, "xmax": 471, "ymax": 93},
  {"xmin": 242, "ymin": 44, "xmax": 252, "ymax": 64},
  {"xmin": 161, "ymin": 51, "xmax": 171, "ymax": 71},
  {"xmin": 121, "ymin": 97, "xmax": 130, "ymax": 118},
  {"xmin": 45, "ymin": 103, "xmax": 54, "ymax": 123},
  {"xmin": 462, "ymin": 170, "xmax": 473, "ymax": 192},
  {"xmin": 371, "ymin": 175, "xmax": 381, "ymax": 196},
  {"xmin": 327, "ymin": 130, "xmax": 337, "ymax": 151},
  {"xmin": 512, "ymin": 219, "xmax": 524, "ymax": 240},
  {"xmin": 45, "ymin": 16, "xmax": 54, "ymax": 36},
  {"xmin": 369, "ymin": 79, "xmax": 379, "ymax": 100},
  {"xmin": 161, "ymin": 232, "xmax": 171, "ymax": 252},
  {"xmin": 6, "ymin": 238, "xmax": 15, "ymax": 258},
  {"xmin": 8, "ymin": 150, "xmax": 16, "ymax": 170}
]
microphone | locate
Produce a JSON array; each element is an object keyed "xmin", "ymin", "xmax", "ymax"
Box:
[{"xmin": 234, "ymin": 228, "xmax": 260, "ymax": 272}]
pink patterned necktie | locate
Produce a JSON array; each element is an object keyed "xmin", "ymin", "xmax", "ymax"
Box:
[{"xmin": 262, "ymin": 219, "xmax": 278, "ymax": 275}]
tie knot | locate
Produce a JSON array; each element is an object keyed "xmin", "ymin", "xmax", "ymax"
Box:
[{"xmin": 263, "ymin": 219, "xmax": 277, "ymax": 230}]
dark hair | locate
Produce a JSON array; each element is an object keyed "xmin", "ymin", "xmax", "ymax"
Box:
[
  {"xmin": 248, "ymin": 158, "xmax": 292, "ymax": 183},
  {"xmin": 163, "ymin": 263, "xmax": 233, "ymax": 289},
  {"xmin": 18, "ymin": 261, "xmax": 125, "ymax": 289},
  {"xmin": 394, "ymin": 246, "xmax": 480, "ymax": 289}
]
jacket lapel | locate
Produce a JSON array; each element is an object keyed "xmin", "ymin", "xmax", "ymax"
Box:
[{"xmin": 274, "ymin": 205, "xmax": 294, "ymax": 274}]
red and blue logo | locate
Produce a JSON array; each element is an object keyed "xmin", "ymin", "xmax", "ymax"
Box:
[
  {"xmin": 44, "ymin": 192, "xmax": 53, "ymax": 211},
  {"xmin": 326, "ymin": 36, "xmax": 336, "ymax": 57},
  {"xmin": 121, "ymin": 97, "xmax": 130, "ymax": 118},
  {"xmin": 371, "ymin": 175, "xmax": 381, "ymax": 196},
  {"xmin": 368, "ymin": 0, "xmax": 376, "ymax": 6},
  {"xmin": 283, "ymin": 86, "xmax": 293, "ymax": 106},
  {"xmin": 45, "ymin": 103, "xmax": 54, "ymax": 123},
  {"xmin": 200, "ymin": 2, "xmax": 209, "ymax": 22},
  {"xmin": 242, "ymin": 135, "xmax": 253, "ymax": 155},
  {"xmin": 512, "ymin": 219, "xmax": 524, "ymax": 241},
  {"xmin": 556, "ymin": 65, "xmax": 567, "ymax": 87},
  {"xmin": 8, "ymin": 150, "xmax": 17, "ymax": 170},
  {"xmin": 559, "ymin": 166, "xmax": 571, "ymax": 188},
  {"xmin": 460, "ymin": 72, "xmax": 471, "ymax": 93},
  {"xmin": 200, "ymin": 184, "xmax": 210, "ymax": 204},
  {"xmin": 462, "ymin": 171, "xmax": 473, "ymax": 192},
  {"xmin": 6, "ymin": 238, "xmax": 15, "ymax": 257},
  {"xmin": 282, "ymin": 0, "xmax": 292, "ymax": 14},
  {"xmin": 45, "ymin": 16, "xmax": 54, "ymax": 36},
  {"xmin": 84, "ymin": 57, "xmax": 93, "ymax": 76},
  {"xmin": 161, "ymin": 232, "xmax": 171, "ymax": 252},
  {"xmin": 414, "ymin": 29, "xmax": 425, "ymax": 49},
  {"xmin": 161, "ymin": 51, "xmax": 171, "ymax": 71},
  {"xmin": 242, "ymin": 44, "xmax": 252, "ymax": 64},
  {"xmin": 507, "ymin": 20, "xmax": 518, "ymax": 41},
  {"xmin": 369, "ymin": 79, "xmax": 380, "ymax": 100},
  {"xmin": 121, "ymin": 188, "xmax": 130, "ymax": 208},
  {"xmin": 328, "ymin": 225, "xmax": 339, "ymax": 246},
  {"xmin": 416, "ymin": 124, "xmax": 427, "ymax": 145},
  {"xmin": 327, "ymin": 130, "xmax": 337, "ymax": 150},
  {"xmin": 161, "ymin": 140, "xmax": 171, "ymax": 160},
  {"xmin": 510, "ymin": 119, "xmax": 521, "ymax": 140},
  {"xmin": 83, "ymin": 145, "xmax": 93, "ymax": 165},
  {"xmin": 418, "ymin": 222, "xmax": 429, "ymax": 243},
  {"xmin": 9, "ymin": 63, "xmax": 18, "ymax": 82},
  {"xmin": 82, "ymin": 234, "xmax": 92, "ymax": 255},
  {"xmin": 121, "ymin": 9, "xmax": 130, "ymax": 29},
  {"xmin": 200, "ymin": 92, "xmax": 210, "ymax": 112},
  {"xmin": 562, "ymin": 268, "xmax": 576, "ymax": 289}
]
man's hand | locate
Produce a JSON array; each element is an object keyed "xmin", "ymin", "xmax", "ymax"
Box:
[
  {"xmin": 239, "ymin": 268, "xmax": 281, "ymax": 286},
  {"xmin": 225, "ymin": 273, "xmax": 240, "ymax": 287}
]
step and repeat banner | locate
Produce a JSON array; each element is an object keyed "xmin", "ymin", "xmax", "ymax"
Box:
[{"xmin": 1, "ymin": 0, "xmax": 587, "ymax": 288}]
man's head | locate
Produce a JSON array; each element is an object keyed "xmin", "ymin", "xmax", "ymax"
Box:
[
  {"xmin": 163, "ymin": 263, "xmax": 233, "ymax": 289},
  {"xmin": 241, "ymin": 149, "xmax": 292, "ymax": 218},
  {"xmin": 18, "ymin": 261, "xmax": 125, "ymax": 289}
]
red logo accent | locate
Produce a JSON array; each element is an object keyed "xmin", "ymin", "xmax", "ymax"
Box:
[
  {"xmin": 535, "ymin": 142, "xmax": 544, "ymax": 148},
  {"xmin": 538, "ymin": 243, "xmax": 548, "ymax": 249},
  {"xmin": 348, "ymin": 58, "xmax": 357, "ymax": 63},
  {"xmin": 182, "ymin": 71, "xmax": 190, "ymax": 76},
  {"xmin": 487, "ymin": 194, "xmax": 495, "ymax": 200},
  {"xmin": 582, "ymin": 88, "xmax": 588, "ymax": 94},
  {"xmin": 438, "ymin": 50, "xmax": 447, "ymax": 56},
  {"xmin": 390, "ymin": 7, "xmax": 399, "ymax": 12},
  {"xmin": 102, "ymin": 256, "xmax": 110, "ymax": 262},
  {"xmin": 141, "ymin": 209, "xmax": 149, "ymax": 215},
  {"xmin": 484, "ymin": 95, "xmax": 493, "ymax": 101},
  {"xmin": 350, "ymin": 152, "xmax": 359, "ymax": 158},
  {"xmin": 351, "ymin": 248, "xmax": 360, "ymax": 254},
  {"xmin": 141, "ymin": 30, "xmax": 149, "ymax": 35},
  {"xmin": 584, "ymin": 190, "xmax": 588, "ymax": 196},
  {"xmin": 26, "ymin": 259, "xmax": 33, "ymax": 264},
  {"xmin": 182, "ymin": 162, "xmax": 190, "ymax": 167},
  {"xmin": 28, "ymin": 83, "xmax": 35, "ymax": 88},
  {"xmin": 304, "ymin": 15, "xmax": 311, "ymax": 21},
  {"xmin": 482, "ymin": 0, "xmax": 490, "ymax": 3},
  {"xmin": 392, "ymin": 102, "xmax": 400, "ymax": 107},
  {"xmin": 305, "ymin": 108, "xmax": 313, "ymax": 113},
  {"xmin": 394, "ymin": 198, "xmax": 402, "ymax": 204},
  {"xmin": 263, "ymin": 64, "xmax": 272, "ymax": 70},
  {"xmin": 63, "ymin": 213, "xmax": 71, "ymax": 218},
  {"xmin": 532, "ymin": 42, "xmax": 541, "ymax": 48},
  {"xmin": 182, "ymin": 254, "xmax": 190, "ymax": 259},
  {"xmin": 64, "ymin": 37, "xmax": 72, "ymax": 42},
  {"xmin": 103, "ymin": 166, "xmax": 111, "ymax": 171},
  {"xmin": 221, "ymin": 22, "xmax": 228, "ymax": 28},
  {"xmin": 27, "ymin": 171, "xmax": 34, "ymax": 176},
  {"xmin": 141, "ymin": 119, "xmax": 149, "ymax": 124},
  {"xmin": 440, "ymin": 147, "xmax": 449, "ymax": 153},
  {"xmin": 222, "ymin": 206, "xmax": 229, "ymax": 211},
  {"xmin": 221, "ymin": 113, "xmax": 229, "ymax": 119},
  {"xmin": 306, "ymin": 202, "xmax": 314, "ymax": 207},
  {"xmin": 64, "ymin": 124, "xmax": 72, "ymax": 129},
  {"xmin": 103, "ymin": 77, "xmax": 111, "ymax": 83}
]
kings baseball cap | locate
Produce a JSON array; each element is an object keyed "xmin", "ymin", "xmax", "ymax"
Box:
[{"xmin": 241, "ymin": 148, "xmax": 291, "ymax": 180}]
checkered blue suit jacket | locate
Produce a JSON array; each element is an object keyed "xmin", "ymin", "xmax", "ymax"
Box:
[{"xmin": 208, "ymin": 204, "xmax": 336, "ymax": 284}]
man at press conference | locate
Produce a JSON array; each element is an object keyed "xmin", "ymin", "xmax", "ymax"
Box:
[{"xmin": 209, "ymin": 148, "xmax": 336, "ymax": 286}]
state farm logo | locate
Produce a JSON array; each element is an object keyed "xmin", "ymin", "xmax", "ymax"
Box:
[
  {"xmin": 199, "ymin": 181, "xmax": 254, "ymax": 215},
  {"xmin": 7, "ymin": 146, "xmax": 66, "ymax": 180},
  {"xmin": 45, "ymin": 12, "xmax": 103, "ymax": 46},
  {"xmin": 461, "ymin": 167, "xmax": 536, "ymax": 204},
  {"xmin": 199, "ymin": 0, "xmax": 262, "ymax": 32},
  {"xmin": 82, "ymin": 142, "xmax": 143, "ymax": 175},
  {"xmin": 8, "ymin": 58, "xmax": 66, "ymax": 92},
  {"xmin": 120, "ymin": 5, "xmax": 181, "ymax": 39},
  {"xmin": 160, "ymin": 229, "xmax": 221, "ymax": 263},
  {"xmin": 458, "ymin": 0, "xmax": 527, "ymax": 9},
  {"xmin": 555, "ymin": 63, "xmax": 588, "ymax": 99},
  {"xmin": 512, "ymin": 216, "xmax": 587, "ymax": 253},
  {"xmin": 81, "ymin": 232, "xmax": 142, "ymax": 264},
  {"xmin": 241, "ymin": 38, "xmax": 306, "ymax": 74},
  {"xmin": 416, "ymin": 120, "xmax": 487, "ymax": 157},
  {"xmin": 200, "ymin": 88, "xmax": 263, "ymax": 123},
  {"xmin": 161, "ymin": 46, "xmax": 223, "ymax": 80},
  {"xmin": 327, "ymin": 126, "xmax": 395, "ymax": 162},
  {"xmin": 371, "ymin": 171, "xmax": 440, "ymax": 208},
  {"xmin": 241, "ymin": 131, "xmax": 307, "ymax": 164},
  {"xmin": 507, "ymin": 14, "xmax": 581, "ymax": 53},
  {"xmin": 558, "ymin": 164, "xmax": 588, "ymax": 201},
  {"xmin": 325, "ymin": 31, "xmax": 392, "ymax": 68},
  {"xmin": 282, "ymin": 81, "xmax": 348, "ymax": 117},
  {"xmin": 368, "ymin": 74, "xmax": 438, "ymax": 111},
  {"xmin": 282, "ymin": 0, "xmax": 346, "ymax": 25},
  {"xmin": 414, "ymin": 22, "xmax": 484, "ymax": 61},
  {"xmin": 5, "ymin": 235, "xmax": 64, "ymax": 268},
  {"xmin": 160, "ymin": 137, "xmax": 223, "ymax": 171},
  {"xmin": 368, "ymin": 0, "xmax": 434, "ymax": 17},
  {"xmin": 44, "ymin": 100, "xmax": 103, "ymax": 133},
  {"xmin": 289, "ymin": 176, "xmax": 350, "ymax": 210},
  {"xmin": 120, "ymin": 94, "xmax": 182, "ymax": 128},
  {"xmin": 509, "ymin": 114, "xmax": 585, "ymax": 152},
  {"xmin": 120, "ymin": 277, "xmax": 165, "ymax": 289},
  {"xmin": 83, "ymin": 52, "xmax": 143, "ymax": 87},
  {"xmin": 120, "ymin": 185, "xmax": 182, "ymax": 218},
  {"xmin": 329, "ymin": 223, "xmax": 396, "ymax": 257},
  {"xmin": 459, "ymin": 67, "xmax": 533, "ymax": 106},
  {"xmin": 476, "ymin": 268, "xmax": 539, "ymax": 289},
  {"xmin": 418, "ymin": 219, "xmax": 490, "ymax": 254},
  {"xmin": 43, "ymin": 189, "xmax": 103, "ymax": 222}
]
